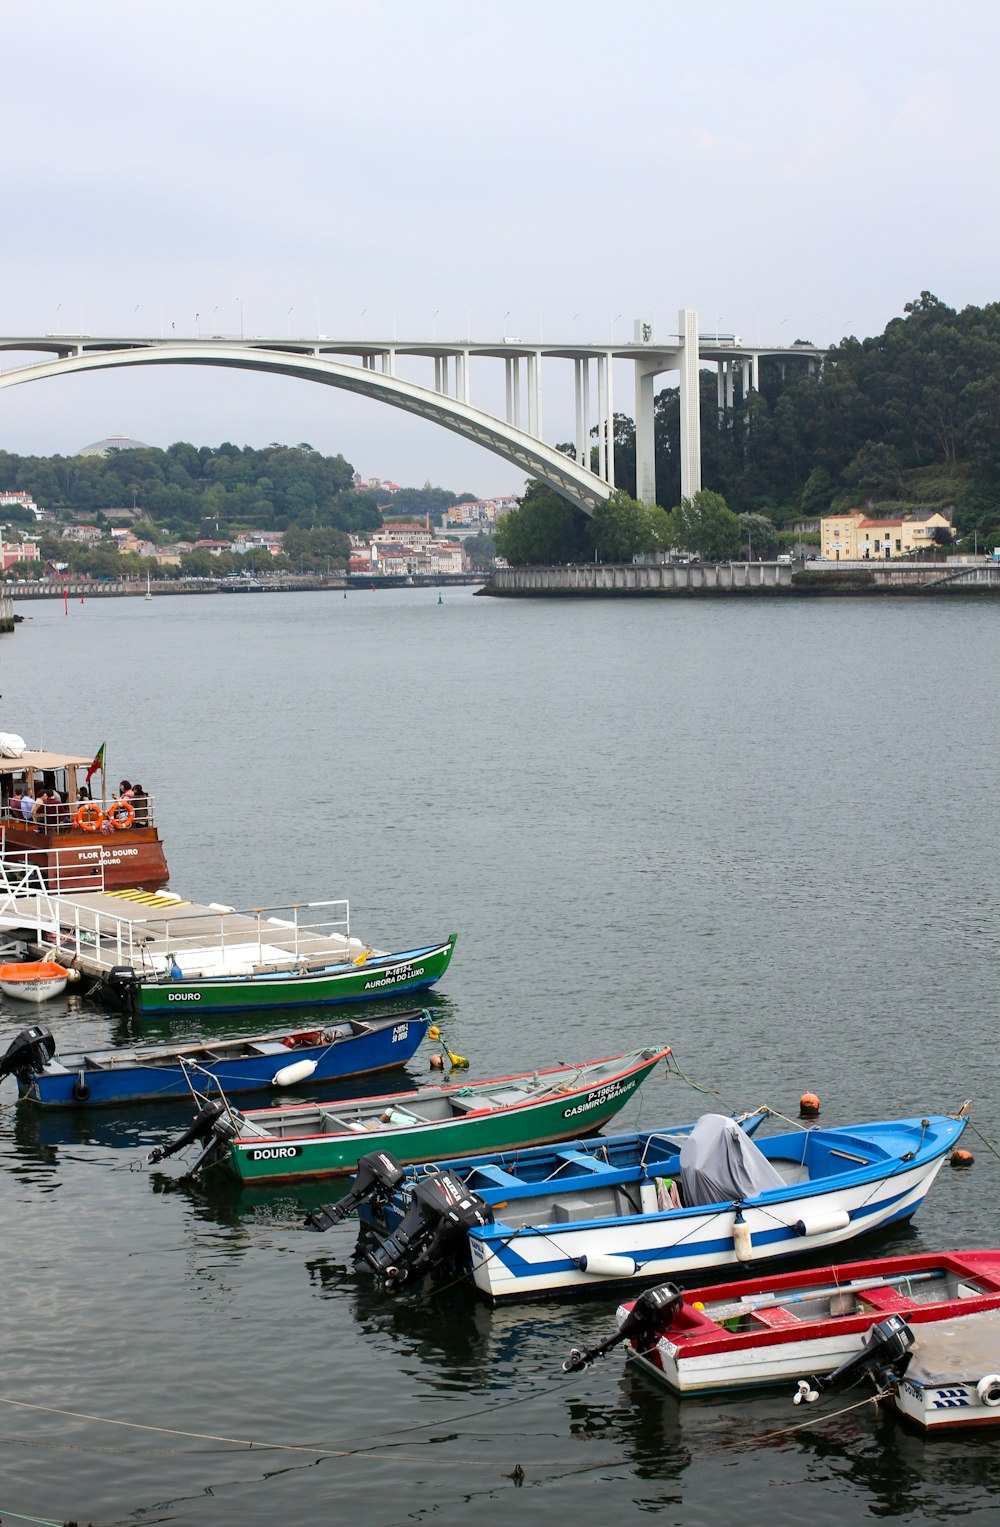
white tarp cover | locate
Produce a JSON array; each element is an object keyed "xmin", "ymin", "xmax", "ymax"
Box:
[
  {"xmin": 906, "ymin": 1310, "xmax": 1000, "ymax": 1386},
  {"xmin": 679, "ymin": 1113, "xmax": 786, "ymax": 1206}
]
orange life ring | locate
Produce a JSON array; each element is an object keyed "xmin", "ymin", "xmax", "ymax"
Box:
[
  {"xmin": 74, "ymin": 803, "xmax": 104, "ymax": 832},
  {"xmin": 108, "ymin": 798, "xmax": 134, "ymax": 830}
]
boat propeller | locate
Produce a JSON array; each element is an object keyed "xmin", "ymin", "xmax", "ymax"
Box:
[
  {"xmin": 793, "ymin": 1313, "xmax": 915, "ymax": 1405},
  {"xmin": 563, "ymin": 1283, "xmax": 684, "ymax": 1374},
  {"xmin": 305, "ymin": 1151, "xmax": 407, "ymax": 1232}
]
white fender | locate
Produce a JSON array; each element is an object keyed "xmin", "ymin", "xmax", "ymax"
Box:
[
  {"xmin": 272, "ymin": 1058, "xmax": 319, "ymax": 1088},
  {"xmin": 733, "ymin": 1219, "xmax": 753, "ymax": 1262},
  {"xmin": 576, "ymin": 1253, "xmax": 638, "ymax": 1278},
  {"xmin": 977, "ymin": 1375, "xmax": 1000, "ymax": 1406},
  {"xmin": 792, "ymin": 1208, "xmax": 851, "ymax": 1237}
]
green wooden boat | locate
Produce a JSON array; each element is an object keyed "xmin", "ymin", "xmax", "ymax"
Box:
[
  {"xmin": 148, "ymin": 1046, "xmax": 671, "ymax": 1184},
  {"xmin": 108, "ymin": 934, "xmax": 457, "ymax": 1017}
]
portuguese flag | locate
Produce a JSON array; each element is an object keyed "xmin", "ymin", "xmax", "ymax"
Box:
[{"xmin": 85, "ymin": 742, "xmax": 106, "ymax": 785}]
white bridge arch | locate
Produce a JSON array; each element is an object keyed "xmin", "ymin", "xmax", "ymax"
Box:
[{"xmin": 0, "ymin": 315, "xmax": 822, "ymax": 514}]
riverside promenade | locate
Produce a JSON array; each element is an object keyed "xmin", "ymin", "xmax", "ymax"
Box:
[
  {"xmin": 484, "ymin": 563, "xmax": 794, "ymax": 596},
  {"xmin": 483, "ymin": 559, "xmax": 1000, "ymax": 597}
]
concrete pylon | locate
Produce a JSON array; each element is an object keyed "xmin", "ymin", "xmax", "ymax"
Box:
[{"xmin": 678, "ymin": 308, "xmax": 702, "ymax": 500}]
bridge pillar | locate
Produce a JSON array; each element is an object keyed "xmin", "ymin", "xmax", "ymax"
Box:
[
  {"xmin": 678, "ymin": 307, "xmax": 702, "ymax": 500},
  {"xmin": 634, "ymin": 363, "xmax": 656, "ymax": 505}
]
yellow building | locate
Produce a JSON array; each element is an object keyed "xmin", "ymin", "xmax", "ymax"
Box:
[{"xmin": 820, "ymin": 509, "xmax": 953, "ymax": 559}]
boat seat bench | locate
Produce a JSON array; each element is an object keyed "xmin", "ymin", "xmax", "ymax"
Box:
[
  {"xmin": 858, "ymin": 1287, "xmax": 919, "ymax": 1312},
  {"xmin": 751, "ymin": 1306, "xmax": 801, "ymax": 1328}
]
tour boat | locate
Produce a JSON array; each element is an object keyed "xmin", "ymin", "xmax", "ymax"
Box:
[
  {"xmin": 0, "ymin": 744, "xmax": 168, "ymax": 892},
  {"xmin": 561, "ymin": 1250, "xmax": 1000, "ymax": 1395},
  {"xmin": 0, "ymin": 1010, "xmax": 432, "ymax": 1107},
  {"xmin": 0, "ymin": 960, "xmax": 70, "ymax": 1003},
  {"xmin": 351, "ymin": 1110, "xmax": 968, "ymax": 1300},
  {"xmin": 148, "ymin": 1046, "xmax": 672, "ymax": 1184}
]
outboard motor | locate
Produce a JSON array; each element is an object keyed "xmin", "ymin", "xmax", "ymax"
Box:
[
  {"xmin": 361, "ymin": 1170, "xmax": 493, "ymax": 1287},
  {"xmin": 0, "ymin": 1026, "xmax": 57, "ymax": 1086},
  {"xmin": 563, "ymin": 1283, "xmax": 685, "ymax": 1374},
  {"xmin": 305, "ymin": 1151, "xmax": 407, "ymax": 1232},
  {"xmin": 793, "ymin": 1314, "xmax": 915, "ymax": 1405},
  {"xmin": 147, "ymin": 1101, "xmax": 228, "ymax": 1166},
  {"xmin": 106, "ymin": 966, "xmax": 138, "ymax": 1016}
]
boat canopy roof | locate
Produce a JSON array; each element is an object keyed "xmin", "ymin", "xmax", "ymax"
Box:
[{"xmin": 0, "ymin": 750, "xmax": 92, "ymax": 775}]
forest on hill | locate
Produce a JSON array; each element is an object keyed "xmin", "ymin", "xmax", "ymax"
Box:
[{"xmin": 497, "ymin": 292, "xmax": 1000, "ymax": 564}]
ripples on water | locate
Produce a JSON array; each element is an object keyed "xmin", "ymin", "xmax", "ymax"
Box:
[{"xmin": 1, "ymin": 590, "xmax": 999, "ymax": 1523}]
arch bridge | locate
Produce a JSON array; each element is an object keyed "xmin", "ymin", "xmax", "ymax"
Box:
[{"xmin": 0, "ymin": 312, "xmax": 822, "ymax": 514}]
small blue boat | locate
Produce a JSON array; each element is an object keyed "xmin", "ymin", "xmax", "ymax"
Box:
[
  {"xmin": 350, "ymin": 1110, "xmax": 968, "ymax": 1300},
  {"xmin": 0, "ymin": 1011, "xmax": 432, "ymax": 1108}
]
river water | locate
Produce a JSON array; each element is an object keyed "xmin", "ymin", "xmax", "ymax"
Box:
[{"xmin": 2, "ymin": 587, "xmax": 999, "ymax": 1526}]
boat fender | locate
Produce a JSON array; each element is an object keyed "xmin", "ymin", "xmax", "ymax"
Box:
[
  {"xmin": 733, "ymin": 1210, "xmax": 753, "ymax": 1262},
  {"xmin": 639, "ymin": 1181, "xmax": 658, "ymax": 1215},
  {"xmin": 575, "ymin": 1253, "xmax": 639, "ymax": 1279},
  {"xmin": 72, "ymin": 1072, "xmax": 91, "ymax": 1102},
  {"xmin": 792, "ymin": 1208, "xmax": 851, "ymax": 1238},
  {"xmin": 273, "ymin": 1058, "xmax": 318, "ymax": 1088},
  {"xmin": 977, "ymin": 1375, "xmax": 1000, "ymax": 1407}
]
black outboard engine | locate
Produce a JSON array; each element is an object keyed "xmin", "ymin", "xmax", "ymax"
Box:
[
  {"xmin": 563, "ymin": 1283, "xmax": 685, "ymax": 1374},
  {"xmin": 106, "ymin": 967, "xmax": 139, "ymax": 1016},
  {"xmin": 0, "ymin": 1026, "xmax": 57, "ymax": 1086},
  {"xmin": 147, "ymin": 1101, "xmax": 228, "ymax": 1166},
  {"xmin": 305, "ymin": 1151, "xmax": 407, "ymax": 1232},
  {"xmin": 793, "ymin": 1314, "xmax": 915, "ymax": 1405},
  {"xmin": 361, "ymin": 1170, "xmax": 493, "ymax": 1286}
]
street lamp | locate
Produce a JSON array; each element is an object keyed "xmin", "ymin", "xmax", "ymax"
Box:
[
  {"xmin": 503, "ymin": 310, "xmax": 511, "ymax": 337},
  {"xmin": 360, "ymin": 308, "xmax": 367, "ymax": 338},
  {"xmin": 610, "ymin": 311, "xmax": 621, "ymax": 342},
  {"xmin": 286, "ymin": 306, "xmax": 294, "ymax": 337},
  {"xmin": 571, "ymin": 312, "xmax": 580, "ymax": 342},
  {"xmin": 536, "ymin": 305, "xmax": 543, "ymax": 341},
  {"xmin": 433, "ymin": 309, "xmax": 439, "ymax": 339},
  {"xmin": 236, "ymin": 298, "xmax": 244, "ymax": 340}
]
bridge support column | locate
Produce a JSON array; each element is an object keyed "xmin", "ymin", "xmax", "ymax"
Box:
[
  {"xmin": 597, "ymin": 355, "xmax": 607, "ymax": 481},
  {"xmin": 605, "ymin": 353, "xmax": 615, "ymax": 489},
  {"xmin": 678, "ymin": 307, "xmax": 702, "ymax": 500},
  {"xmin": 575, "ymin": 359, "xmax": 585, "ymax": 466},
  {"xmin": 505, "ymin": 358, "xmax": 514, "ymax": 423},
  {"xmin": 534, "ymin": 349, "xmax": 543, "ymax": 437},
  {"xmin": 512, "ymin": 356, "xmax": 521, "ymax": 427},
  {"xmin": 527, "ymin": 352, "xmax": 537, "ymax": 435},
  {"xmin": 634, "ymin": 363, "xmax": 656, "ymax": 505},
  {"xmin": 583, "ymin": 360, "xmax": 591, "ymax": 468}
]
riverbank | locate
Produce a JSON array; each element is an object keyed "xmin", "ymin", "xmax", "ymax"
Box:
[
  {"xmin": 482, "ymin": 561, "xmax": 1000, "ymax": 597},
  {"xmin": 6, "ymin": 573, "xmax": 485, "ymax": 601}
]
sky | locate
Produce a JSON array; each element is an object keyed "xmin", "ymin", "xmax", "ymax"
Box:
[{"xmin": 2, "ymin": 0, "xmax": 998, "ymax": 497}]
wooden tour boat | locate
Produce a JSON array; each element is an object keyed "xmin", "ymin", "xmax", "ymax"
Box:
[{"xmin": 0, "ymin": 744, "xmax": 168, "ymax": 892}]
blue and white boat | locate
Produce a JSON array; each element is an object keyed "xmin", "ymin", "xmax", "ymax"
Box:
[
  {"xmin": 351, "ymin": 1110, "xmax": 969, "ymax": 1301},
  {"xmin": 0, "ymin": 1011, "xmax": 432, "ymax": 1108}
]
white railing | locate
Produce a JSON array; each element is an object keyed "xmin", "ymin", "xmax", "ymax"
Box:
[
  {"xmin": 0, "ymin": 839, "xmax": 111, "ymax": 895},
  {"xmin": 2, "ymin": 792, "xmax": 158, "ymax": 834},
  {"xmin": 42, "ymin": 897, "xmax": 357, "ymax": 978}
]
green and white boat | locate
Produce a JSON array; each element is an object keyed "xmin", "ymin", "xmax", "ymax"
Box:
[
  {"xmin": 148, "ymin": 1046, "xmax": 671, "ymax": 1184},
  {"xmin": 108, "ymin": 933, "xmax": 457, "ymax": 1017}
]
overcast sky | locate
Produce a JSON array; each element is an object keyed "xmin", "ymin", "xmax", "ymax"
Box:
[{"xmin": 2, "ymin": 0, "xmax": 997, "ymax": 497}]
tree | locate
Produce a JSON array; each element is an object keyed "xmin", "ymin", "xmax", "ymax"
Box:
[
  {"xmin": 673, "ymin": 490, "xmax": 740, "ymax": 560},
  {"xmin": 737, "ymin": 512, "xmax": 779, "ymax": 560},
  {"xmin": 591, "ymin": 489, "xmax": 672, "ymax": 562},
  {"xmin": 493, "ymin": 482, "xmax": 592, "ymax": 565}
]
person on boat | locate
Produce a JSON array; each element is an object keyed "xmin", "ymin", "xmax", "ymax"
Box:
[
  {"xmin": 20, "ymin": 789, "xmax": 35, "ymax": 823},
  {"xmin": 130, "ymin": 783, "xmax": 149, "ymax": 826},
  {"xmin": 118, "ymin": 779, "xmax": 135, "ymax": 801},
  {"xmin": 41, "ymin": 790, "xmax": 63, "ymax": 831},
  {"xmin": 8, "ymin": 784, "xmax": 24, "ymax": 820}
]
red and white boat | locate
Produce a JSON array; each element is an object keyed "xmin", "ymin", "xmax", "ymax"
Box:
[{"xmin": 563, "ymin": 1250, "xmax": 1000, "ymax": 1396}]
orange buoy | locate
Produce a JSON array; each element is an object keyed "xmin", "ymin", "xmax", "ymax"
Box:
[
  {"xmin": 799, "ymin": 1091, "xmax": 821, "ymax": 1118},
  {"xmin": 950, "ymin": 1148, "xmax": 974, "ymax": 1168}
]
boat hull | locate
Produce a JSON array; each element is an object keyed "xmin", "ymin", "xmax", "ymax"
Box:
[
  {"xmin": 454, "ymin": 1116, "xmax": 968, "ymax": 1300},
  {"xmin": 623, "ymin": 1252, "xmax": 1000, "ymax": 1395},
  {"xmin": 1, "ymin": 822, "xmax": 169, "ymax": 893},
  {"xmin": 128, "ymin": 936, "xmax": 457, "ymax": 1016},
  {"xmin": 889, "ymin": 1309, "xmax": 1000, "ymax": 1430},
  {"xmin": 19, "ymin": 1013, "xmax": 431, "ymax": 1108},
  {"xmin": 222, "ymin": 1051, "xmax": 665, "ymax": 1184}
]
